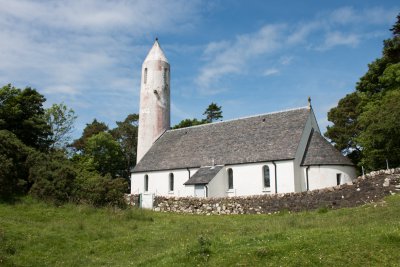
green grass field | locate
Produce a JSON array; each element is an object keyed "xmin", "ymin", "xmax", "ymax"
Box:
[{"xmin": 1, "ymin": 195, "xmax": 400, "ymax": 267}]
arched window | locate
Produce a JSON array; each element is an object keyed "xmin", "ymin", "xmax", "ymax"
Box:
[
  {"xmin": 169, "ymin": 173, "xmax": 174, "ymax": 192},
  {"xmin": 227, "ymin": 168, "xmax": 233, "ymax": 190},
  {"xmin": 144, "ymin": 68, "xmax": 148, "ymax": 84},
  {"xmin": 144, "ymin": 174, "xmax": 149, "ymax": 192},
  {"xmin": 163, "ymin": 67, "xmax": 168, "ymax": 84},
  {"xmin": 263, "ymin": 165, "xmax": 270, "ymax": 188}
]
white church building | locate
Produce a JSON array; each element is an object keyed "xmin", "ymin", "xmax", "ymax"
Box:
[{"xmin": 130, "ymin": 39, "xmax": 356, "ymax": 198}]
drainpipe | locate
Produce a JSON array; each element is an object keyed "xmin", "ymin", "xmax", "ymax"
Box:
[
  {"xmin": 205, "ymin": 185, "xmax": 209, "ymax": 198},
  {"xmin": 186, "ymin": 168, "xmax": 191, "ymax": 179},
  {"xmin": 306, "ymin": 166, "xmax": 310, "ymax": 191},
  {"xmin": 272, "ymin": 161, "xmax": 277, "ymax": 194}
]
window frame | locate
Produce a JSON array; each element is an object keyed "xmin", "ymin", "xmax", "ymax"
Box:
[
  {"xmin": 227, "ymin": 168, "xmax": 233, "ymax": 190},
  {"xmin": 169, "ymin": 173, "xmax": 174, "ymax": 192},
  {"xmin": 144, "ymin": 174, "xmax": 149, "ymax": 192},
  {"xmin": 263, "ymin": 165, "xmax": 271, "ymax": 189}
]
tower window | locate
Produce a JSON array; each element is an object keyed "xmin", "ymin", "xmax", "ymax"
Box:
[
  {"xmin": 144, "ymin": 174, "xmax": 149, "ymax": 192},
  {"xmin": 227, "ymin": 168, "xmax": 233, "ymax": 190},
  {"xmin": 169, "ymin": 173, "xmax": 174, "ymax": 192},
  {"xmin": 163, "ymin": 67, "xmax": 168, "ymax": 84},
  {"xmin": 263, "ymin": 165, "xmax": 270, "ymax": 188},
  {"xmin": 144, "ymin": 68, "xmax": 148, "ymax": 84}
]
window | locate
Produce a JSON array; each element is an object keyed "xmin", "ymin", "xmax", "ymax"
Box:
[
  {"xmin": 263, "ymin": 165, "xmax": 270, "ymax": 188},
  {"xmin": 169, "ymin": 173, "xmax": 174, "ymax": 192},
  {"xmin": 228, "ymin": 168, "xmax": 233, "ymax": 190},
  {"xmin": 163, "ymin": 67, "xmax": 168, "ymax": 84},
  {"xmin": 144, "ymin": 174, "xmax": 149, "ymax": 192},
  {"xmin": 144, "ymin": 68, "xmax": 147, "ymax": 84},
  {"xmin": 336, "ymin": 173, "xmax": 342, "ymax": 185}
]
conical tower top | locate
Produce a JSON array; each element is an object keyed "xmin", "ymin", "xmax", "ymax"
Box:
[{"xmin": 144, "ymin": 38, "xmax": 168, "ymax": 63}]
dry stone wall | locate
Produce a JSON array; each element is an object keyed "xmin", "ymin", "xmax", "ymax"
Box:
[{"xmin": 128, "ymin": 168, "xmax": 400, "ymax": 215}]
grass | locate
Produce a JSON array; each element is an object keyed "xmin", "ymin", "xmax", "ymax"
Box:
[{"xmin": 0, "ymin": 195, "xmax": 400, "ymax": 266}]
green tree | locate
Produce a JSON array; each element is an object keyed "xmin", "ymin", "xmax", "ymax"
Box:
[
  {"xmin": 357, "ymin": 90, "xmax": 400, "ymax": 170},
  {"xmin": 45, "ymin": 103, "xmax": 77, "ymax": 149},
  {"xmin": 172, "ymin": 118, "xmax": 206, "ymax": 129},
  {"xmin": 0, "ymin": 130, "xmax": 32, "ymax": 200},
  {"xmin": 325, "ymin": 13, "xmax": 400, "ymax": 170},
  {"xmin": 84, "ymin": 132, "xmax": 124, "ymax": 178},
  {"xmin": 71, "ymin": 119, "xmax": 108, "ymax": 151},
  {"xmin": 203, "ymin": 102, "xmax": 223, "ymax": 123},
  {"xmin": 110, "ymin": 114, "xmax": 139, "ymax": 179},
  {"xmin": 0, "ymin": 84, "xmax": 51, "ymax": 150},
  {"xmin": 28, "ymin": 150, "xmax": 77, "ymax": 204}
]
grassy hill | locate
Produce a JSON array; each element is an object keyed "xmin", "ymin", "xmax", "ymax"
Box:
[{"xmin": 1, "ymin": 195, "xmax": 400, "ymax": 267}]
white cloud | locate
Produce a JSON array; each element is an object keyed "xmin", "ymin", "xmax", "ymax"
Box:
[
  {"xmin": 317, "ymin": 31, "xmax": 360, "ymax": 51},
  {"xmin": 263, "ymin": 68, "xmax": 280, "ymax": 76},
  {"xmin": 196, "ymin": 24, "xmax": 285, "ymax": 92}
]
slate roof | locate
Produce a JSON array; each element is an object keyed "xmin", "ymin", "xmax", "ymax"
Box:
[
  {"xmin": 301, "ymin": 131, "xmax": 354, "ymax": 166},
  {"xmin": 133, "ymin": 107, "xmax": 311, "ymax": 173},
  {"xmin": 184, "ymin": 166, "xmax": 224, "ymax": 185}
]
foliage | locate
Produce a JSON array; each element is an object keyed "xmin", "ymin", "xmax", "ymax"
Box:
[
  {"xmin": 83, "ymin": 132, "xmax": 125, "ymax": 178},
  {"xmin": 172, "ymin": 118, "xmax": 206, "ymax": 129},
  {"xmin": 71, "ymin": 119, "xmax": 108, "ymax": 151},
  {"xmin": 325, "ymin": 13, "xmax": 400, "ymax": 170},
  {"xmin": 110, "ymin": 114, "xmax": 138, "ymax": 179},
  {"xmin": 28, "ymin": 150, "xmax": 77, "ymax": 204},
  {"xmin": 0, "ymin": 84, "xmax": 51, "ymax": 150},
  {"xmin": 74, "ymin": 169, "xmax": 127, "ymax": 207},
  {"xmin": 1, "ymin": 195, "xmax": 400, "ymax": 266},
  {"xmin": 325, "ymin": 92, "xmax": 362, "ymax": 164},
  {"xmin": 203, "ymin": 102, "xmax": 223, "ymax": 123},
  {"xmin": 357, "ymin": 90, "xmax": 400, "ymax": 170},
  {"xmin": 0, "ymin": 130, "xmax": 32, "ymax": 200},
  {"xmin": 173, "ymin": 102, "xmax": 223, "ymax": 129},
  {"xmin": 44, "ymin": 103, "xmax": 77, "ymax": 149}
]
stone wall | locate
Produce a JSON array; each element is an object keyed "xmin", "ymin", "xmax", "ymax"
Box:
[{"xmin": 130, "ymin": 168, "xmax": 400, "ymax": 215}]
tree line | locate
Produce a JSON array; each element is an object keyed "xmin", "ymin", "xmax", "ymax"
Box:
[
  {"xmin": 325, "ymin": 14, "xmax": 400, "ymax": 172},
  {"xmin": 0, "ymin": 83, "xmax": 222, "ymax": 205}
]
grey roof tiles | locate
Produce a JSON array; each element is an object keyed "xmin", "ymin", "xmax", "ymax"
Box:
[
  {"xmin": 133, "ymin": 107, "xmax": 311, "ymax": 172},
  {"xmin": 301, "ymin": 130, "xmax": 354, "ymax": 166},
  {"xmin": 184, "ymin": 166, "xmax": 224, "ymax": 185}
]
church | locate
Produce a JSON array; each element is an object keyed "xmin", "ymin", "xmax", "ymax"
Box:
[{"xmin": 130, "ymin": 39, "xmax": 356, "ymax": 198}]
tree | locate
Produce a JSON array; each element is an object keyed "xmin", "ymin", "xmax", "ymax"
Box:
[
  {"xmin": 110, "ymin": 114, "xmax": 139, "ymax": 179},
  {"xmin": 203, "ymin": 102, "xmax": 223, "ymax": 123},
  {"xmin": 172, "ymin": 118, "xmax": 206, "ymax": 129},
  {"xmin": 357, "ymin": 89, "xmax": 400, "ymax": 170},
  {"xmin": 0, "ymin": 84, "xmax": 51, "ymax": 150},
  {"xmin": 0, "ymin": 130, "xmax": 32, "ymax": 200},
  {"xmin": 71, "ymin": 119, "xmax": 108, "ymax": 151},
  {"xmin": 325, "ymin": 92, "xmax": 362, "ymax": 164},
  {"xmin": 28, "ymin": 150, "xmax": 77, "ymax": 204},
  {"xmin": 326, "ymin": 13, "xmax": 400, "ymax": 170},
  {"xmin": 45, "ymin": 103, "xmax": 77, "ymax": 149},
  {"xmin": 83, "ymin": 132, "xmax": 125, "ymax": 178}
]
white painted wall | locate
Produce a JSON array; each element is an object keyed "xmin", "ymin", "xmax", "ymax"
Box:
[
  {"xmin": 293, "ymin": 108, "xmax": 320, "ymax": 192},
  {"xmin": 304, "ymin": 165, "xmax": 356, "ymax": 190},
  {"xmin": 131, "ymin": 168, "xmax": 198, "ymax": 197},
  {"xmin": 207, "ymin": 168, "xmax": 226, "ymax": 197}
]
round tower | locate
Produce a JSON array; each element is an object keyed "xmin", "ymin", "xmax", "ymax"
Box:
[{"xmin": 137, "ymin": 38, "xmax": 170, "ymax": 163}]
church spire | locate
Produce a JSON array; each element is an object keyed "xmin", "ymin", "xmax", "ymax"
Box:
[{"xmin": 144, "ymin": 38, "xmax": 169, "ymax": 63}]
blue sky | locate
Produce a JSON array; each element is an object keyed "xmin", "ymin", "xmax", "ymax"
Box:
[{"xmin": 0, "ymin": 0, "xmax": 398, "ymax": 138}]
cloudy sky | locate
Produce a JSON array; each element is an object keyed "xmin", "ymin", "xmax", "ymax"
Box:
[{"xmin": 0, "ymin": 0, "xmax": 398, "ymax": 137}]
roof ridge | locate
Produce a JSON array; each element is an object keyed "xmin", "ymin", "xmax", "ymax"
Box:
[{"xmin": 169, "ymin": 106, "xmax": 309, "ymax": 132}]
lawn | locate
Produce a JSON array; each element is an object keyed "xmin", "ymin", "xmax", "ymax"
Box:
[{"xmin": 1, "ymin": 195, "xmax": 400, "ymax": 266}]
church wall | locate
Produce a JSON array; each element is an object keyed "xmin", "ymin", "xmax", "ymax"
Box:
[
  {"xmin": 207, "ymin": 168, "xmax": 228, "ymax": 197},
  {"xmin": 293, "ymin": 109, "xmax": 320, "ymax": 192},
  {"xmin": 305, "ymin": 165, "xmax": 356, "ymax": 190},
  {"xmin": 131, "ymin": 168, "xmax": 198, "ymax": 197}
]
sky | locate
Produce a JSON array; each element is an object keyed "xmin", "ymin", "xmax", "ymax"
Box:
[{"xmin": 0, "ymin": 0, "xmax": 398, "ymax": 138}]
